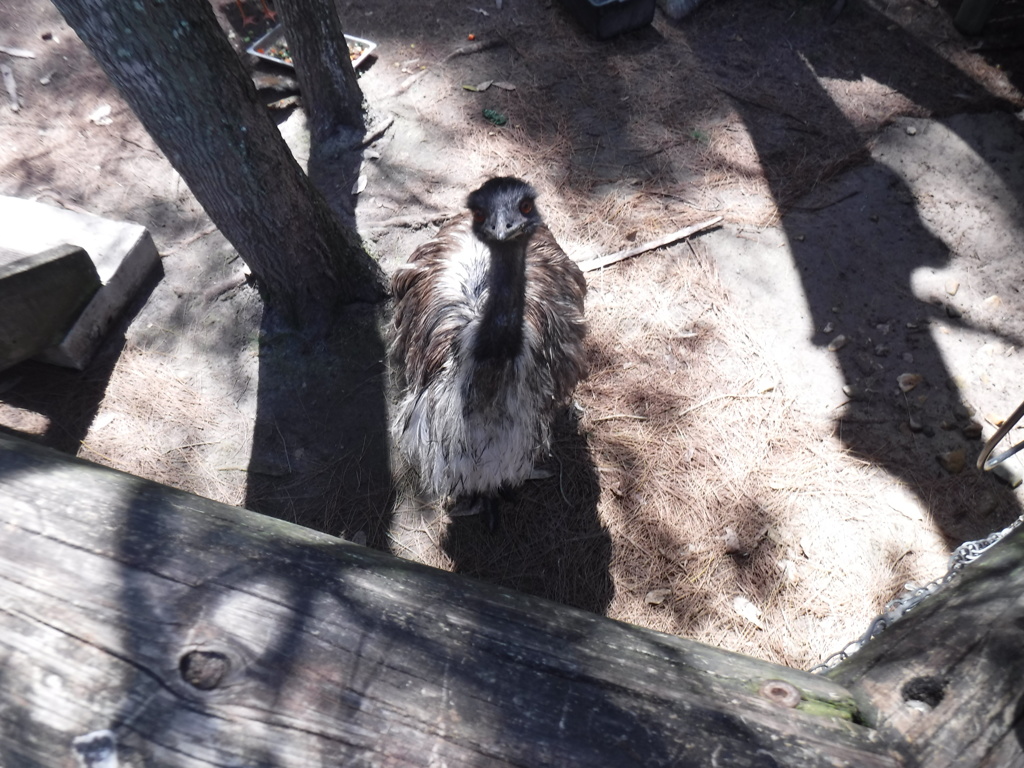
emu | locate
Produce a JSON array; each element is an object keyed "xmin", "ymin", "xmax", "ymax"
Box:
[{"xmin": 391, "ymin": 177, "xmax": 587, "ymax": 529}]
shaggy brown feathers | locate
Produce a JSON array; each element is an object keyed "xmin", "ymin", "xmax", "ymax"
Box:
[{"xmin": 390, "ymin": 178, "xmax": 586, "ymax": 510}]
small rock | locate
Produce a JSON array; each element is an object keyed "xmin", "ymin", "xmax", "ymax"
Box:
[
  {"xmin": 722, "ymin": 526, "xmax": 744, "ymax": 554},
  {"xmin": 776, "ymin": 559, "xmax": 797, "ymax": 582},
  {"xmin": 874, "ymin": 343, "xmax": 890, "ymax": 357},
  {"xmin": 88, "ymin": 103, "xmax": 113, "ymax": 125},
  {"xmin": 961, "ymin": 420, "xmax": 983, "ymax": 439},
  {"xmin": 842, "ymin": 383, "xmax": 861, "ymax": 400},
  {"xmin": 733, "ymin": 596, "xmax": 764, "ymax": 628},
  {"xmin": 978, "ymin": 342, "xmax": 1004, "ymax": 358},
  {"xmin": 908, "ymin": 416, "xmax": 925, "ymax": 433},
  {"xmin": 906, "ymin": 125, "xmax": 918, "ymax": 135},
  {"xmin": 853, "ymin": 354, "xmax": 877, "ymax": 376},
  {"xmin": 937, "ymin": 449, "xmax": 966, "ymax": 474},
  {"xmin": 975, "ymin": 491, "xmax": 998, "ymax": 515},
  {"xmin": 823, "ymin": 321, "xmax": 835, "ymax": 334},
  {"xmin": 982, "ymin": 295, "xmax": 1002, "ymax": 309},
  {"xmin": 897, "ymin": 373, "xmax": 923, "ymax": 393},
  {"xmin": 953, "ymin": 402, "xmax": 976, "ymax": 419},
  {"xmin": 645, "ymin": 588, "xmax": 672, "ymax": 606},
  {"xmin": 945, "ymin": 279, "xmax": 960, "ymax": 296},
  {"xmin": 828, "ymin": 334, "xmax": 848, "ymax": 352}
]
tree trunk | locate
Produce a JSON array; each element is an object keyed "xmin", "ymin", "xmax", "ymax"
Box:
[
  {"xmin": 276, "ymin": 0, "xmax": 365, "ymax": 144},
  {"xmin": 276, "ymin": 0, "xmax": 371, "ymax": 226},
  {"xmin": 51, "ymin": 0, "xmax": 386, "ymax": 327}
]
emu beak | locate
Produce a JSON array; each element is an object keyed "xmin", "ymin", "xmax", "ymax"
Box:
[{"xmin": 487, "ymin": 211, "xmax": 527, "ymax": 242}]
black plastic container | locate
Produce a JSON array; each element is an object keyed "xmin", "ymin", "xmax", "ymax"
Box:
[{"xmin": 558, "ymin": 0, "xmax": 656, "ymax": 39}]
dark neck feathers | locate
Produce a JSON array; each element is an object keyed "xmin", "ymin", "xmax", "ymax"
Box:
[{"xmin": 474, "ymin": 238, "xmax": 527, "ymax": 362}]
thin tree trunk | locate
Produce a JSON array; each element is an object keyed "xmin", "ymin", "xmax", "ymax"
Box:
[
  {"xmin": 52, "ymin": 0, "xmax": 386, "ymax": 328},
  {"xmin": 276, "ymin": 0, "xmax": 369, "ymax": 226},
  {"xmin": 276, "ymin": 0, "xmax": 365, "ymax": 144}
]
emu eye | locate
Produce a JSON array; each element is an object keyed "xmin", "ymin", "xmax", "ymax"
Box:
[
  {"xmin": 471, "ymin": 209, "xmax": 485, "ymax": 224},
  {"xmin": 519, "ymin": 199, "xmax": 534, "ymax": 215}
]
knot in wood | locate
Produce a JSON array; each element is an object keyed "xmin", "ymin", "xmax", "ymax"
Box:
[
  {"xmin": 180, "ymin": 650, "xmax": 230, "ymax": 690},
  {"xmin": 759, "ymin": 679, "xmax": 801, "ymax": 708},
  {"xmin": 901, "ymin": 675, "xmax": 946, "ymax": 709}
]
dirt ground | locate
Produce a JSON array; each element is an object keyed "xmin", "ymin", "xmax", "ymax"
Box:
[{"xmin": 2, "ymin": 0, "xmax": 1024, "ymax": 669}]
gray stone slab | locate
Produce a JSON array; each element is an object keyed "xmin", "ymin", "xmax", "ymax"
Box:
[
  {"xmin": 0, "ymin": 196, "xmax": 159, "ymax": 369},
  {"xmin": 0, "ymin": 244, "xmax": 102, "ymax": 371}
]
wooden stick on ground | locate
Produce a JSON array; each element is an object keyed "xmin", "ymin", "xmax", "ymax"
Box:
[
  {"xmin": 1, "ymin": 64, "xmax": 20, "ymax": 112},
  {"xmin": 0, "ymin": 45, "xmax": 36, "ymax": 58},
  {"xmin": 364, "ymin": 211, "xmax": 455, "ymax": 231},
  {"xmin": 575, "ymin": 216, "xmax": 723, "ymax": 273}
]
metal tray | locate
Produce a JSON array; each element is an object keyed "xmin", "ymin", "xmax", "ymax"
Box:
[{"xmin": 246, "ymin": 25, "xmax": 376, "ymax": 69}]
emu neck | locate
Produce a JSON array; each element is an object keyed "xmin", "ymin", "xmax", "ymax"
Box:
[{"xmin": 474, "ymin": 239, "xmax": 527, "ymax": 362}]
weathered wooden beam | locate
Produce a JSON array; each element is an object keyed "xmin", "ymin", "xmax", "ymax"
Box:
[
  {"xmin": 0, "ymin": 433, "xmax": 899, "ymax": 767},
  {"xmin": 828, "ymin": 521, "xmax": 1024, "ymax": 768}
]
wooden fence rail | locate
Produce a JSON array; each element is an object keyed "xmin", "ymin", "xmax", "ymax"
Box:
[{"xmin": 0, "ymin": 432, "xmax": 1020, "ymax": 767}]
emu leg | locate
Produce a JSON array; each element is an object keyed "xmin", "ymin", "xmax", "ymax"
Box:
[
  {"xmin": 450, "ymin": 494, "xmax": 485, "ymax": 517},
  {"xmin": 450, "ymin": 493, "xmax": 502, "ymax": 532},
  {"xmin": 480, "ymin": 494, "xmax": 501, "ymax": 533}
]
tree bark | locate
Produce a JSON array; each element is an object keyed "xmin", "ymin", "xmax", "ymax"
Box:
[
  {"xmin": 276, "ymin": 0, "xmax": 371, "ymax": 226},
  {"xmin": 276, "ymin": 0, "xmax": 365, "ymax": 144},
  {"xmin": 51, "ymin": 0, "xmax": 386, "ymax": 327}
]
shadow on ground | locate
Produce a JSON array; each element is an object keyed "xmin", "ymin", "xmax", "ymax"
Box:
[
  {"xmin": 439, "ymin": 406, "xmax": 611, "ymax": 614},
  {"xmin": 0, "ymin": 264, "xmax": 162, "ymax": 454},
  {"xmin": 243, "ymin": 303, "xmax": 397, "ymax": 549},
  {"xmin": 687, "ymin": 0, "xmax": 1024, "ymax": 544}
]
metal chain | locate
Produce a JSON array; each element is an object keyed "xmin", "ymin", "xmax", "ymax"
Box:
[{"xmin": 810, "ymin": 514, "xmax": 1024, "ymax": 674}]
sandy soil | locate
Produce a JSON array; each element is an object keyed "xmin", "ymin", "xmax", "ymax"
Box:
[{"xmin": 2, "ymin": 0, "xmax": 1024, "ymax": 668}]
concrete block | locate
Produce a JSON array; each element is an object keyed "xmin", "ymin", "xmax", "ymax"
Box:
[
  {"xmin": 0, "ymin": 244, "xmax": 102, "ymax": 371},
  {"xmin": 0, "ymin": 196, "xmax": 160, "ymax": 369}
]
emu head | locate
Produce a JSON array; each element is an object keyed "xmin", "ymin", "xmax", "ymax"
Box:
[{"xmin": 467, "ymin": 177, "xmax": 541, "ymax": 244}]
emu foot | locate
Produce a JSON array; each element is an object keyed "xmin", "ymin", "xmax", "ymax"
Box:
[{"xmin": 449, "ymin": 493, "xmax": 502, "ymax": 533}]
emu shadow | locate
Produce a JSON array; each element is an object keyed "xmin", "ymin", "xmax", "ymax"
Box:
[{"xmin": 440, "ymin": 406, "xmax": 612, "ymax": 615}]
